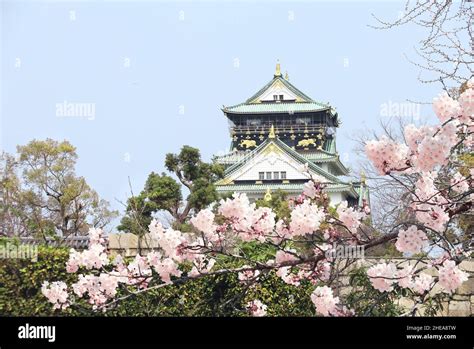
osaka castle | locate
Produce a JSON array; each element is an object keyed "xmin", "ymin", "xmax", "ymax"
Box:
[{"xmin": 214, "ymin": 62, "xmax": 368, "ymax": 207}]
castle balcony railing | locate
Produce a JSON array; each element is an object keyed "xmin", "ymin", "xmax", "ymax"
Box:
[{"xmin": 230, "ymin": 124, "xmax": 326, "ymax": 135}]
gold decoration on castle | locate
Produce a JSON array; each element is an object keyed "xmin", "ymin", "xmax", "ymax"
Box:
[
  {"xmin": 264, "ymin": 188, "xmax": 272, "ymax": 201},
  {"xmin": 262, "ymin": 142, "xmax": 283, "ymax": 155},
  {"xmin": 269, "ymin": 124, "xmax": 276, "ymax": 139},
  {"xmin": 297, "ymin": 138, "xmax": 317, "ymax": 147},
  {"xmin": 275, "ymin": 60, "xmax": 281, "ymax": 77},
  {"xmin": 240, "ymin": 139, "xmax": 257, "ymax": 148}
]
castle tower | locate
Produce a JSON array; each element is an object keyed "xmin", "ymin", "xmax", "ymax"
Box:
[{"xmin": 215, "ymin": 63, "xmax": 368, "ymax": 206}]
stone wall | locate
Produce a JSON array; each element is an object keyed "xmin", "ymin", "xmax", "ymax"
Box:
[{"xmin": 108, "ymin": 233, "xmax": 474, "ymax": 316}]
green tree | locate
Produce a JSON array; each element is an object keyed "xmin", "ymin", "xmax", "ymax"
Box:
[
  {"xmin": 0, "ymin": 152, "xmax": 28, "ymax": 236},
  {"xmin": 119, "ymin": 146, "xmax": 224, "ymax": 234},
  {"xmin": 254, "ymin": 189, "xmax": 291, "ymax": 220},
  {"xmin": 1, "ymin": 139, "xmax": 118, "ymax": 238}
]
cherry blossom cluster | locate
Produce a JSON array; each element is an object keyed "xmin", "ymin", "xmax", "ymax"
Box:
[
  {"xmin": 41, "ymin": 281, "xmax": 69, "ymax": 310},
  {"xmin": 289, "ymin": 199, "xmax": 326, "ymax": 236},
  {"xmin": 451, "ymin": 171, "xmax": 469, "ymax": 193},
  {"xmin": 336, "ymin": 201, "xmax": 366, "ymax": 235},
  {"xmin": 368, "ymin": 259, "xmax": 467, "ymax": 295},
  {"xmin": 66, "ymin": 228, "xmax": 109, "ymax": 272},
  {"xmin": 238, "ymin": 267, "xmax": 261, "ymax": 284},
  {"xmin": 438, "ymin": 260, "xmax": 469, "ymax": 294},
  {"xmin": 246, "ymin": 299, "xmax": 267, "ymax": 317},
  {"xmin": 72, "ymin": 273, "xmax": 119, "ymax": 309},
  {"xmin": 365, "ymin": 136, "xmax": 410, "ymax": 175},
  {"xmin": 217, "ymin": 193, "xmax": 276, "ymax": 242},
  {"xmin": 367, "ymin": 262, "xmax": 398, "ymax": 292},
  {"xmin": 407, "ymin": 122, "xmax": 458, "ymax": 172},
  {"xmin": 310, "ymin": 286, "xmax": 340, "ymax": 316},
  {"xmin": 411, "ymin": 174, "xmax": 451, "ymax": 232},
  {"xmin": 395, "ymin": 265, "xmax": 434, "ymax": 295},
  {"xmin": 366, "ymin": 82, "xmax": 473, "ymax": 175},
  {"xmin": 395, "ymin": 225, "xmax": 428, "ymax": 254},
  {"xmin": 43, "ymin": 184, "xmax": 365, "ymax": 315},
  {"xmin": 411, "ymin": 273, "xmax": 434, "ymax": 295}
]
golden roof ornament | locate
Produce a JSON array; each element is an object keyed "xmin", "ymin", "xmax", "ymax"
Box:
[
  {"xmin": 264, "ymin": 187, "xmax": 272, "ymax": 202},
  {"xmin": 285, "ymin": 71, "xmax": 289, "ymax": 80},
  {"xmin": 269, "ymin": 124, "xmax": 276, "ymax": 139},
  {"xmin": 274, "ymin": 60, "xmax": 282, "ymax": 77},
  {"xmin": 360, "ymin": 171, "xmax": 366, "ymax": 184}
]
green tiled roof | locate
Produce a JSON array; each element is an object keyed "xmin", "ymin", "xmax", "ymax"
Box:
[
  {"xmin": 222, "ymin": 74, "xmax": 334, "ymax": 115},
  {"xmin": 215, "ymin": 182, "xmax": 359, "ymax": 198},
  {"xmin": 214, "ymin": 151, "xmax": 248, "ymax": 164},
  {"xmin": 300, "ymin": 151, "xmax": 349, "ymax": 176},
  {"xmin": 221, "ymin": 137, "xmax": 342, "ymax": 184},
  {"xmin": 223, "ymin": 102, "xmax": 329, "ymax": 114},
  {"xmin": 215, "ymin": 147, "xmax": 349, "ymax": 176},
  {"xmin": 300, "ymin": 152, "xmax": 337, "ymax": 161},
  {"xmin": 245, "ymin": 75, "xmax": 314, "ymax": 103}
]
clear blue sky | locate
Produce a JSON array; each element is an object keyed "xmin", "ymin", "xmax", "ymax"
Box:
[{"xmin": 1, "ymin": 0, "xmax": 441, "ymax": 225}]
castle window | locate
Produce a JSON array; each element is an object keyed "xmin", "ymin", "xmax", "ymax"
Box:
[
  {"xmin": 266, "ymin": 172, "xmax": 272, "ymax": 180},
  {"xmin": 273, "ymin": 171, "xmax": 279, "ymax": 180},
  {"xmin": 273, "ymin": 95, "xmax": 278, "ymax": 101},
  {"xmin": 259, "ymin": 172, "xmax": 264, "ymax": 180},
  {"xmin": 279, "ymin": 95, "xmax": 284, "ymax": 100},
  {"xmin": 280, "ymin": 171, "xmax": 287, "ymax": 179}
]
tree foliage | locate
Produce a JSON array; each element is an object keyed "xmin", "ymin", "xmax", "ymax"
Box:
[
  {"xmin": 119, "ymin": 145, "xmax": 223, "ymax": 234},
  {"xmin": 0, "ymin": 139, "xmax": 117, "ymax": 238}
]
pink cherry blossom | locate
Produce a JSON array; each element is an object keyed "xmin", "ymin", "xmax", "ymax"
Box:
[
  {"xmin": 249, "ymin": 206, "xmax": 276, "ymax": 239},
  {"xmin": 88, "ymin": 228, "xmax": 106, "ymax": 245},
  {"xmin": 71, "ymin": 273, "xmax": 119, "ymax": 309},
  {"xmin": 303, "ymin": 180, "xmax": 318, "ymax": 199},
  {"xmin": 451, "ymin": 172, "xmax": 469, "ymax": 193},
  {"xmin": 190, "ymin": 209, "xmax": 218, "ymax": 242},
  {"xmin": 432, "ymin": 92, "xmax": 461, "ymax": 123},
  {"xmin": 274, "ymin": 219, "xmax": 290, "ymax": 240},
  {"xmin": 149, "ymin": 220, "xmax": 187, "ymax": 261},
  {"xmin": 146, "ymin": 251, "xmax": 182, "ymax": 283},
  {"xmin": 275, "ymin": 249, "xmax": 298, "ymax": 265},
  {"xmin": 395, "ymin": 225, "xmax": 428, "ymax": 254},
  {"xmin": 415, "ymin": 203, "xmax": 450, "ymax": 232},
  {"xmin": 218, "ymin": 192, "xmax": 254, "ymax": 220},
  {"xmin": 238, "ymin": 266, "xmax": 261, "ymax": 283},
  {"xmin": 365, "ymin": 136, "xmax": 410, "ymax": 174},
  {"xmin": 276, "ymin": 266, "xmax": 301, "ymax": 286},
  {"xmin": 438, "ymin": 260, "xmax": 468, "ymax": 293},
  {"xmin": 289, "ymin": 199, "xmax": 325, "ymax": 236},
  {"xmin": 404, "ymin": 124, "xmax": 433, "ymax": 153},
  {"xmin": 41, "ymin": 281, "xmax": 69, "ymax": 310},
  {"xmin": 412, "ymin": 123, "xmax": 457, "ymax": 172},
  {"xmin": 411, "ymin": 273, "xmax": 433, "ymax": 294},
  {"xmin": 367, "ymin": 262, "xmax": 397, "ymax": 292},
  {"xmin": 188, "ymin": 255, "xmax": 216, "ymax": 277},
  {"xmin": 310, "ymin": 286, "xmax": 339, "ymax": 316},
  {"xmin": 396, "ymin": 265, "xmax": 414, "ymax": 288},
  {"xmin": 336, "ymin": 201, "xmax": 365, "ymax": 234},
  {"xmin": 127, "ymin": 254, "xmax": 152, "ymax": 278},
  {"xmin": 247, "ymin": 299, "xmax": 267, "ymax": 317},
  {"xmin": 66, "ymin": 244, "xmax": 108, "ymax": 271}
]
